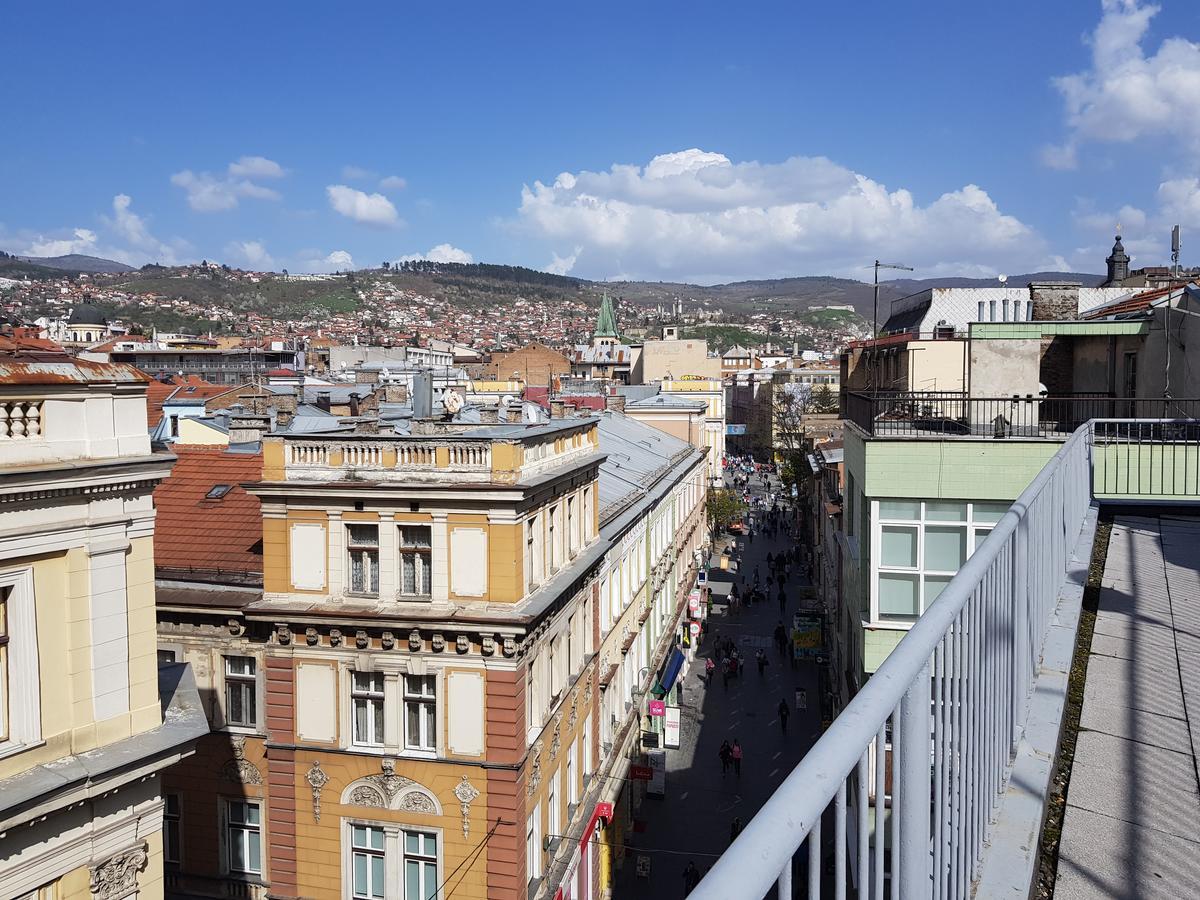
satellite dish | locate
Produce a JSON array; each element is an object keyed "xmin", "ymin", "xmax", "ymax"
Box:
[
  {"xmin": 444, "ymin": 389, "xmax": 464, "ymax": 414},
  {"xmin": 998, "ymin": 274, "xmax": 1008, "ymax": 285}
]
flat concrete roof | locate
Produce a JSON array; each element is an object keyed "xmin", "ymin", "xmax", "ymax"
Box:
[{"xmin": 969, "ymin": 321, "xmax": 1148, "ymax": 339}]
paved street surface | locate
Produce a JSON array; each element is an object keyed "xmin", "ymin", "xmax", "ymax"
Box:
[{"xmin": 617, "ymin": 472, "xmax": 822, "ymax": 899}]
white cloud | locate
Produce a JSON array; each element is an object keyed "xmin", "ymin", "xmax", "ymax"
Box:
[
  {"xmin": 228, "ymin": 155, "xmax": 286, "ymax": 179},
  {"xmin": 295, "ymin": 249, "xmax": 356, "ymax": 273},
  {"xmin": 379, "ymin": 175, "xmax": 407, "ymax": 191},
  {"xmin": 516, "ymin": 148, "xmax": 1040, "ymax": 282},
  {"xmin": 398, "ymin": 243, "xmax": 474, "ymax": 265},
  {"xmin": 342, "ymin": 165, "xmax": 375, "ymax": 180},
  {"xmin": 546, "ymin": 246, "xmax": 582, "ymax": 275},
  {"xmin": 25, "ymin": 228, "xmax": 99, "ymax": 257},
  {"xmin": 171, "ymin": 156, "xmax": 286, "ymax": 211},
  {"xmin": 326, "ymin": 185, "xmax": 401, "ymax": 228},
  {"xmin": 18, "ymin": 195, "xmax": 187, "ymax": 266},
  {"xmin": 1044, "ymin": 1, "xmax": 1200, "ymax": 166},
  {"xmin": 226, "ymin": 240, "xmax": 276, "ymax": 271}
]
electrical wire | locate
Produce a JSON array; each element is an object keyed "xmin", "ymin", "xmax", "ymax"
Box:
[{"xmin": 437, "ymin": 816, "xmax": 513, "ymax": 899}]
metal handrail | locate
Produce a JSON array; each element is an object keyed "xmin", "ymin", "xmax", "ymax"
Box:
[{"xmin": 692, "ymin": 421, "xmax": 1105, "ymax": 899}]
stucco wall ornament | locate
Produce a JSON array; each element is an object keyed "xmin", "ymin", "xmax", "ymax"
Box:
[
  {"xmin": 220, "ymin": 736, "xmax": 263, "ymax": 785},
  {"xmin": 399, "ymin": 790, "xmax": 437, "ymax": 814},
  {"xmin": 381, "ymin": 631, "xmax": 395, "ymax": 650},
  {"xmin": 527, "ymin": 740, "xmax": 544, "ymax": 796},
  {"xmin": 454, "ymin": 777, "xmax": 481, "ymax": 838},
  {"xmin": 367, "ymin": 757, "xmax": 414, "ymax": 800},
  {"xmin": 275, "ymin": 623, "xmax": 292, "ymax": 645},
  {"xmin": 305, "ymin": 760, "xmax": 329, "ymax": 822},
  {"xmin": 349, "ymin": 785, "xmax": 387, "ymax": 807},
  {"xmin": 409, "ymin": 628, "xmax": 422, "ymax": 651},
  {"xmin": 356, "ymin": 629, "xmax": 370, "ymax": 649},
  {"xmin": 89, "ymin": 842, "xmax": 148, "ymax": 900}
]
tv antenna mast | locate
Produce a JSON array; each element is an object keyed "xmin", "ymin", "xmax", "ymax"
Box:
[
  {"xmin": 872, "ymin": 260, "xmax": 914, "ymax": 336},
  {"xmin": 1172, "ymin": 225, "xmax": 1181, "ymax": 278}
]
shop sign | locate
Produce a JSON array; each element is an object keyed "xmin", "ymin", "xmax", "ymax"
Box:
[
  {"xmin": 664, "ymin": 706, "xmax": 681, "ymax": 749},
  {"xmin": 648, "ymin": 699, "xmax": 666, "ymax": 716},
  {"xmin": 646, "ymin": 749, "xmax": 667, "ymax": 796},
  {"xmin": 689, "ymin": 622, "xmax": 700, "ymax": 637},
  {"xmin": 630, "ymin": 764, "xmax": 653, "ymax": 781}
]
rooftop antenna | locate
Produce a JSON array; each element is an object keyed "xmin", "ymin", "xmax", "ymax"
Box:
[{"xmin": 1172, "ymin": 225, "xmax": 1181, "ymax": 278}]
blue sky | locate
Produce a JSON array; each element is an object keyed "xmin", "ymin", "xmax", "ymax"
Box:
[{"xmin": 3, "ymin": 0, "xmax": 1199, "ymax": 281}]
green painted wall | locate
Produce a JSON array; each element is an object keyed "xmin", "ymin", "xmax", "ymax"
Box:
[{"xmin": 862, "ymin": 439, "xmax": 1061, "ymax": 501}]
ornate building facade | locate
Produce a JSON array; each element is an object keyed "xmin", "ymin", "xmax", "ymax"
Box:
[{"xmin": 155, "ymin": 406, "xmax": 707, "ymax": 900}]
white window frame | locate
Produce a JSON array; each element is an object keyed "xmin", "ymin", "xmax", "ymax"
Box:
[
  {"xmin": 567, "ymin": 739, "xmax": 578, "ymax": 807},
  {"xmin": 0, "ymin": 569, "xmax": 39, "ymax": 759},
  {"xmin": 403, "ymin": 674, "xmax": 437, "ymax": 755},
  {"xmin": 871, "ymin": 499, "xmax": 1007, "ymax": 626},
  {"xmin": 341, "ymin": 820, "xmax": 443, "ymax": 900},
  {"xmin": 548, "ymin": 769, "xmax": 560, "ymax": 840},
  {"xmin": 350, "ymin": 823, "xmax": 386, "ymax": 900},
  {"xmin": 347, "ymin": 524, "xmax": 381, "ymax": 596},
  {"xmin": 223, "ymin": 798, "xmax": 263, "ymax": 876},
  {"xmin": 223, "ymin": 656, "xmax": 258, "ymax": 730},
  {"xmin": 583, "ymin": 712, "xmax": 593, "ymax": 778},
  {"xmin": 352, "ymin": 671, "xmax": 387, "ymax": 748},
  {"xmin": 398, "ymin": 525, "xmax": 432, "ymax": 597},
  {"xmin": 527, "ymin": 803, "xmax": 543, "ymax": 883}
]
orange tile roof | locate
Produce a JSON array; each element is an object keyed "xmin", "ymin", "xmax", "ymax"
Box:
[
  {"xmin": 1083, "ymin": 282, "xmax": 1196, "ymax": 320},
  {"xmin": 153, "ymin": 445, "xmax": 263, "ymax": 582}
]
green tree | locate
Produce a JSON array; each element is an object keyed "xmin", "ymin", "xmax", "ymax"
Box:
[
  {"xmin": 706, "ymin": 488, "xmax": 746, "ymax": 536},
  {"xmin": 810, "ymin": 384, "xmax": 838, "ymax": 413}
]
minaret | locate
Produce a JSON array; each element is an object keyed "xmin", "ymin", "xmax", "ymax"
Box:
[{"xmin": 1106, "ymin": 230, "xmax": 1130, "ymax": 285}]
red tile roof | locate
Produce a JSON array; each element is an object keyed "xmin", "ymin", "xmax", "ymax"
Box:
[
  {"xmin": 1083, "ymin": 283, "xmax": 1195, "ymax": 320},
  {"xmin": 153, "ymin": 445, "xmax": 263, "ymax": 582},
  {"xmin": 146, "ymin": 381, "xmax": 176, "ymax": 428}
]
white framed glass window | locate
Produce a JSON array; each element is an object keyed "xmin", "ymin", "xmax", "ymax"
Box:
[
  {"xmin": 352, "ymin": 672, "xmax": 386, "ymax": 747},
  {"xmin": 567, "ymin": 739, "xmax": 578, "ymax": 806},
  {"xmin": 599, "ymin": 575, "xmax": 611, "ymax": 634},
  {"xmin": 873, "ymin": 499, "xmax": 1009, "ymax": 623},
  {"xmin": 224, "ymin": 656, "xmax": 257, "ymax": 728},
  {"xmin": 225, "ymin": 799, "xmax": 262, "ymax": 875},
  {"xmin": 399, "ymin": 526, "xmax": 432, "ymax": 596},
  {"xmin": 403, "ymin": 830, "xmax": 438, "ymax": 900},
  {"xmin": 404, "ymin": 674, "xmax": 436, "ymax": 752},
  {"xmin": 351, "ymin": 824, "xmax": 386, "ymax": 900},
  {"xmin": 0, "ymin": 571, "xmax": 39, "ymax": 756},
  {"xmin": 164, "ymin": 793, "xmax": 182, "ymax": 865},
  {"xmin": 548, "ymin": 505, "xmax": 558, "ymax": 572},
  {"xmin": 583, "ymin": 712, "xmax": 593, "ymax": 778},
  {"xmin": 348, "ymin": 524, "xmax": 380, "ymax": 595},
  {"xmin": 567, "ymin": 497, "xmax": 577, "ymax": 556},
  {"xmin": 526, "ymin": 516, "xmax": 538, "ymax": 591},
  {"xmin": 547, "ymin": 769, "xmax": 560, "ymax": 839},
  {"xmin": 0, "ymin": 590, "xmax": 8, "ymax": 743},
  {"xmin": 527, "ymin": 803, "xmax": 542, "ymax": 882}
]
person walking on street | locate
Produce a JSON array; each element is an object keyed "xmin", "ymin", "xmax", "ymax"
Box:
[
  {"xmin": 719, "ymin": 740, "xmax": 731, "ymax": 774},
  {"xmin": 778, "ymin": 587, "xmax": 786, "ymax": 613},
  {"xmin": 755, "ymin": 648, "xmax": 768, "ymax": 676},
  {"xmin": 778, "ymin": 698, "xmax": 790, "ymax": 735},
  {"xmin": 704, "ymin": 656, "xmax": 715, "ymax": 685},
  {"xmin": 731, "ymin": 739, "xmax": 743, "ymax": 776},
  {"xmin": 683, "ymin": 860, "xmax": 700, "ymax": 895},
  {"xmin": 774, "ymin": 621, "xmax": 788, "ymax": 656},
  {"xmin": 729, "ymin": 816, "xmax": 743, "ymax": 845}
]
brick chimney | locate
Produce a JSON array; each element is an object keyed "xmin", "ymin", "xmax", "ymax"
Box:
[
  {"xmin": 606, "ymin": 393, "xmax": 626, "ymax": 413},
  {"xmin": 550, "ymin": 399, "xmax": 566, "ymax": 419},
  {"xmin": 1028, "ymin": 282, "xmax": 1081, "ymax": 321}
]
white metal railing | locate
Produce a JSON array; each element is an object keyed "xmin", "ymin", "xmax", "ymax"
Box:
[
  {"xmin": 692, "ymin": 420, "xmax": 1113, "ymax": 899},
  {"xmin": 0, "ymin": 400, "xmax": 43, "ymax": 439}
]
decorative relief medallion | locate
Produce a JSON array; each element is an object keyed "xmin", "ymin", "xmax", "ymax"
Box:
[
  {"xmin": 305, "ymin": 761, "xmax": 329, "ymax": 822},
  {"xmin": 306, "ymin": 626, "xmax": 319, "ymax": 646},
  {"xmin": 568, "ymin": 693, "xmax": 579, "ymax": 729},
  {"xmin": 356, "ymin": 630, "xmax": 370, "ymax": 649},
  {"xmin": 455, "ymin": 634, "xmax": 469, "ymax": 654},
  {"xmin": 481, "ymin": 634, "xmax": 496, "ymax": 655},
  {"xmin": 454, "ymin": 777, "xmax": 480, "ymax": 838},
  {"xmin": 89, "ymin": 842, "xmax": 148, "ymax": 900},
  {"xmin": 503, "ymin": 636, "xmax": 517, "ymax": 657},
  {"xmin": 381, "ymin": 631, "xmax": 395, "ymax": 650},
  {"xmin": 399, "ymin": 790, "xmax": 437, "ymax": 814},
  {"xmin": 431, "ymin": 633, "xmax": 446, "ymax": 652},
  {"xmin": 220, "ymin": 736, "xmax": 263, "ymax": 785},
  {"xmin": 349, "ymin": 785, "xmax": 387, "ymax": 807},
  {"xmin": 583, "ymin": 674, "xmax": 593, "ymax": 707},
  {"xmin": 275, "ymin": 623, "xmax": 292, "ymax": 645},
  {"xmin": 329, "ymin": 628, "xmax": 343, "ymax": 647},
  {"xmin": 549, "ymin": 714, "xmax": 563, "ymax": 760},
  {"xmin": 409, "ymin": 629, "xmax": 422, "ymax": 651}
]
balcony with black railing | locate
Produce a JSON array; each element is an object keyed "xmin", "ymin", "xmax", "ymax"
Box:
[{"xmin": 843, "ymin": 391, "xmax": 1200, "ymax": 439}]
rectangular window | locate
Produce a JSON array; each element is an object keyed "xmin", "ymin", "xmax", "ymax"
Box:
[
  {"xmin": 600, "ymin": 576, "xmax": 611, "ymax": 633},
  {"xmin": 875, "ymin": 500, "xmax": 1008, "ymax": 623},
  {"xmin": 351, "ymin": 824, "xmax": 386, "ymax": 900},
  {"xmin": 403, "ymin": 830, "xmax": 438, "ymax": 900},
  {"xmin": 526, "ymin": 517, "xmax": 536, "ymax": 591},
  {"xmin": 548, "ymin": 769, "xmax": 560, "ymax": 839},
  {"xmin": 399, "ymin": 526, "xmax": 432, "ymax": 596},
  {"xmin": 348, "ymin": 525, "xmax": 380, "ymax": 595},
  {"xmin": 224, "ymin": 657, "xmax": 257, "ymax": 728},
  {"xmin": 352, "ymin": 672, "xmax": 386, "ymax": 747},
  {"xmin": 567, "ymin": 496, "xmax": 576, "ymax": 556},
  {"xmin": 583, "ymin": 713, "xmax": 592, "ymax": 777},
  {"xmin": 527, "ymin": 803, "xmax": 542, "ymax": 882},
  {"xmin": 567, "ymin": 739, "xmax": 578, "ymax": 806},
  {"xmin": 404, "ymin": 674, "xmax": 436, "ymax": 752},
  {"xmin": 548, "ymin": 506, "xmax": 558, "ymax": 572},
  {"xmin": 226, "ymin": 800, "xmax": 262, "ymax": 875},
  {"xmin": 164, "ymin": 793, "xmax": 182, "ymax": 865}
]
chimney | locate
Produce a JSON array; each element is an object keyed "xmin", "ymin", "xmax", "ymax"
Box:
[
  {"xmin": 606, "ymin": 393, "xmax": 626, "ymax": 413},
  {"xmin": 412, "ymin": 372, "xmax": 433, "ymax": 418},
  {"xmin": 349, "ymin": 393, "xmax": 361, "ymax": 416},
  {"xmin": 505, "ymin": 402, "xmax": 523, "ymax": 424},
  {"xmin": 550, "ymin": 399, "xmax": 566, "ymax": 419},
  {"xmin": 229, "ymin": 414, "xmax": 269, "ymax": 445},
  {"xmin": 355, "ymin": 368, "xmax": 375, "ymax": 384},
  {"xmin": 479, "ymin": 407, "xmax": 499, "ymax": 424},
  {"xmin": 1028, "ymin": 282, "xmax": 1081, "ymax": 321},
  {"xmin": 380, "ymin": 382, "xmax": 408, "ymax": 404},
  {"xmin": 316, "ymin": 391, "xmax": 331, "ymax": 413}
]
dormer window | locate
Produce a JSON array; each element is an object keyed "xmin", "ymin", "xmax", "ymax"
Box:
[{"xmin": 205, "ymin": 484, "xmax": 233, "ymax": 500}]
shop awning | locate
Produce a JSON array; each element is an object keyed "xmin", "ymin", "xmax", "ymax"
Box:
[{"xmin": 659, "ymin": 648, "xmax": 686, "ymax": 696}]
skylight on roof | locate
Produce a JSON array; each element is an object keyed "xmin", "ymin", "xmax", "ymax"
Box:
[{"xmin": 205, "ymin": 484, "xmax": 233, "ymax": 500}]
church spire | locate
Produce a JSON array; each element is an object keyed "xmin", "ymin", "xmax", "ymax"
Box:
[
  {"xmin": 593, "ymin": 291, "xmax": 619, "ymax": 344},
  {"xmin": 1106, "ymin": 229, "xmax": 1130, "ymax": 285}
]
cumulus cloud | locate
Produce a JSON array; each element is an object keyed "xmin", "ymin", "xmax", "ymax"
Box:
[
  {"xmin": 379, "ymin": 175, "xmax": 408, "ymax": 191},
  {"xmin": 397, "ymin": 243, "xmax": 474, "ymax": 264},
  {"xmin": 171, "ymin": 156, "xmax": 286, "ymax": 211},
  {"xmin": 516, "ymin": 148, "xmax": 1039, "ymax": 282},
  {"xmin": 226, "ymin": 240, "xmax": 276, "ymax": 270},
  {"xmin": 295, "ymin": 249, "xmax": 355, "ymax": 273},
  {"xmin": 546, "ymin": 246, "xmax": 582, "ymax": 275},
  {"xmin": 17, "ymin": 195, "xmax": 187, "ymax": 266},
  {"xmin": 326, "ymin": 185, "xmax": 401, "ymax": 227},
  {"xmin": 1044, "ymin": 1, "xmax": 1200, "ymax": 167}
]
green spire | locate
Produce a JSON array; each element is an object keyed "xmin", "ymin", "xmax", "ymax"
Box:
[{"xmin": 594, "ymin": 291, "xmax": 619, "ymax": 339}]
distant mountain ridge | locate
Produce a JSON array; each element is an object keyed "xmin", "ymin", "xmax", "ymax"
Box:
[{"xmin": 17, "ymin": 254, "xmax": 134, "ymax": 274}]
